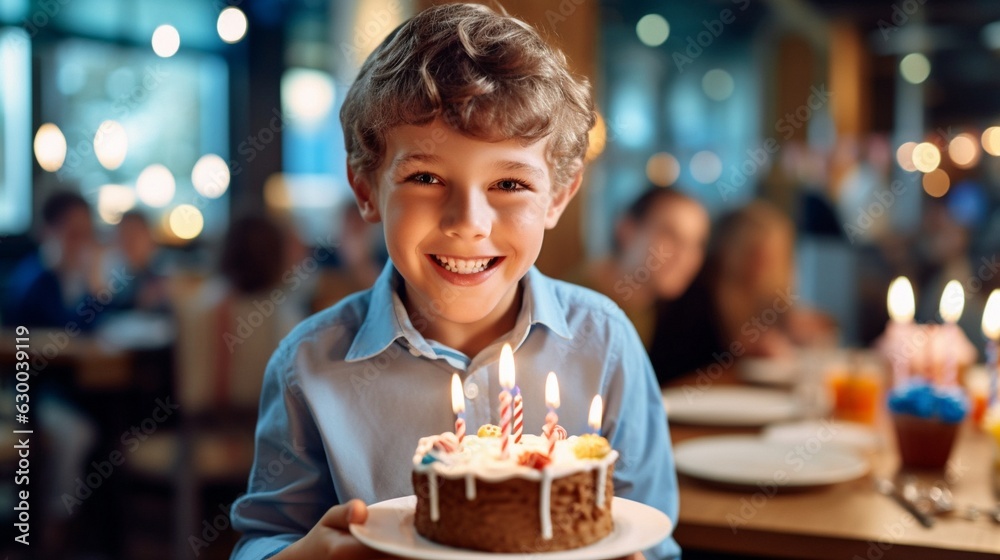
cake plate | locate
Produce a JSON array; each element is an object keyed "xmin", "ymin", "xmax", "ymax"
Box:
[{"xmin": 350, "ymin": 495, "xmax": 673, "ymax": 560}]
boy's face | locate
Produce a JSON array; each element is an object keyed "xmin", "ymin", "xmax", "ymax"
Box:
[{"xmin": 349, "ymin": 120, "xmax": 580, "ymax": 327}]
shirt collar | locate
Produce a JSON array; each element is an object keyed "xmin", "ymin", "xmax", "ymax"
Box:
[
  {"xmin": 345, "ymin": 262, "xmax": 405, "ymax": 362},
  {"xmin": 521, "ymin": 266, "xmax": 574, "ymax": 341},
  {"xmin": 345, "ymin": 262, "xmax": 573, "ymax": 363}
]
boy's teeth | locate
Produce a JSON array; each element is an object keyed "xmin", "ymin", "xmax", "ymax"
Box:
[{"xmin": 434, "ymin": 255, "xmax": 495, "ymax": 274}]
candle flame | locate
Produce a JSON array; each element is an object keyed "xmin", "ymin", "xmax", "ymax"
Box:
[
  {"xmin": 499, "ymin": 343, "xmax": 515, "ymax": 390},
  {"xmin": 451, "ymin": 372, "xmax": 464, "ymax": 415},
  {"xmin": 939, "ymin": 280, "xmax": 965, "ymax": 323},
  {"xmin": 983, "ymin": 289, "xmax": 1000, "ymax": 340},
  {"xmin": 887, "ymin": 276, "xmax": 915, "ymax": 323},
  {"xmin": 588, "ymin": 395, "xmax": 603, "ymax": 432},
  {"xmin": 545, "ymin": 371, "xmax": 560, "ymax": 409}
]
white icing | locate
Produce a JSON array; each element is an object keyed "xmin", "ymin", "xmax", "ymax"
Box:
[
  {"xmin": 595, "ymin": 460, "xmax": 608, "ymax": 507},
  {"xmin": 428, "ymin": 470, "xmax": 439, "ymax": 522},
  {"xmin": 465, "ymin": 472, "xmax": 476, "ymax": 500},
  {"xmin": 540, "ymin": 468, "xmax": 553, "ymax": 539},
  {"xmin": 413, "ymin": 435, "xmax": 618, "ymax": 483}
]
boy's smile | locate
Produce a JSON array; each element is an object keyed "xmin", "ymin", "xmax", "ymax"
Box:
[
  {"xmin": 425, "ymin": 254, "xmax": 505, "ymax": 285},
  {"xmin": 349, "ymin": 119, "xmax": 581, "ymax": 354}
]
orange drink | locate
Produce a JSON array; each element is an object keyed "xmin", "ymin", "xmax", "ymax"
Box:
[{"xmin": 826, "ymin": 355, "xmax": 883, "ymax": 425}]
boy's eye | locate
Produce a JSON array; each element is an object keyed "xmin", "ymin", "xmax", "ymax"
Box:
[
  {"xmin": 406, "ymin": 173, "xmax": 440, "ymax": 185},
  {"xmin": 495, "ymin": 179, "xmax": 530, "ymax": 193}
]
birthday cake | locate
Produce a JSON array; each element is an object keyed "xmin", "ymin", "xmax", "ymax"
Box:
[{"xmin": 412, "ymin": 429, "xmax": 618, "ymax": 553}]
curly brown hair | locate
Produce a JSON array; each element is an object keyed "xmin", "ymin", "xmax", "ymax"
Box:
[{"xmin": 340, "ymin": 2, "xmax": 595, "ymax": 190}]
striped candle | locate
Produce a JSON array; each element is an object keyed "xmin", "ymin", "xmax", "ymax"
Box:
[
  {"xmin": 512, "ymin": 387, "xmax": 524, "ymax": 444},
  {"xmin": 989, "ymin": 341, "xmax": 998, "ymax": 408},
  {"xmin": 983, "ymin": 291, "xmax": 1000, "ymax": 407},
  {"xmin": 451, "ymin": 373, "xmax": 466, "ymax": 444},
  {"xmin": 498, "ymin": 344, "xmax": 515, "ymax": 459},
  {"xmin": 499, "ymin": 391, "xmax": 512, "ymax": 458},
  {"xmin": 544, "ymin": 372, "xmax": 560, "ymax": 456}
]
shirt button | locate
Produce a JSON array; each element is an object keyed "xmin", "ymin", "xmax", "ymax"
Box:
[{"xmin": 464, "ymin": 383, "xmax": 479, "ymax": 400}]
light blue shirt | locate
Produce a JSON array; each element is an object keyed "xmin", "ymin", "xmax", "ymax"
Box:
[{"xmin": 230, "ymin": 262, "xmax": 680, "ymax": 559}]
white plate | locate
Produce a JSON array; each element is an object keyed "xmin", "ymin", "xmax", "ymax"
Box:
[
  {"xmin": 662, "ymin": 386, "xmax": 801, "ymax": 426},
  {"xmin": 674, "ymin": 435, "xmax": 869, "ymax": 488},
  {"xmin": 349, "ymin": 495, "xmax": 673, "ymax": 560},
  {"xmin": 763, "ymin": 420, "xmax": 880, "ymax": 453},
  {"xmin": 738, "ymin": 357, "xmax": 800, "ymax": 386}
]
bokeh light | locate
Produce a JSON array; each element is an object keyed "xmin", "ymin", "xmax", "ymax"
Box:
[
  {"xmin": 33, "ymin": 123, "xmax": 67, "ymax": 172},
  {"xmin": 636, "ymin": 14, "xmax": 670, "ymax": 47},
  {"xmin": 911, "ymin": 142, "xmax": 941, "ymax": 173},
  {"xmin": 982, "ymin": 126, "xmax": 1000, "ymax": 156},
  {"xmin": 900, "ymin": 53, "xmax": 931, "ymax": 84},
  {"xmin": 136, "ymin": 164, "xmax": 176, "ymax": 207},
  {"xmin": 217, "ymin": 7, "xmax": 248, "ymax": 44},
  {"xmin": 281, "ymin": 68, "xmax": 335, "ymax": 127},
  {"xmin": 94, "ymin": 120, "xmax": 128, "ymax": 170},
  {"xmin": 948, "ymin": 133, "xmax": 979, "ymax": 169},
  {"xmin": 702, "ymin": 69, "xmax": 735, "ymax": 101},
  {"xmin": 947, "ymin": 181, "xmax": 987, "ymax": 226},
  {"xmin": 192, "ymin": 153, "xmax": 231, "ymax": 198},
  {"xmin": 152, "ymin": 25, "xmax": 180, "ymax": 58},
  {"xmin": 646, "ymin": 152, "xmax": 680, "ymax": 187},
  {"xmin": 690, "ymin": 151, "xmax": 722, "ymax": 184},
  {"xmin": 168, "ymin": 204, "xmax": 204, "ymax": 240},
  {"xmin": 895, "ymin": 142, "xmax": 918, "ymax": 172},
  {"xmin": 922, "ymin": 168, "xmax": 950, "ymax": 197},
  {"xmin": 97, "ymin": 184, "xmax": 136, "ymax": 225}
]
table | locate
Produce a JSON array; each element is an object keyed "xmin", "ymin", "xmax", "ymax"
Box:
[
  {"xmin": 668, "ymin": 373, "xmax": 1000, "ymax": 559},
  {"xmin": 0, "ymin": 327, "xmax": 134, "ymax": 390}
]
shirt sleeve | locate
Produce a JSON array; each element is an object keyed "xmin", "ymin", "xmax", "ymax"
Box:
[
  {"xmin": 230, "ymin": 340, "xmax": 339, "ymax": 559},
  {"xmin": 602, "ymin": 312, "xmax": 681, "ymax": 560}
]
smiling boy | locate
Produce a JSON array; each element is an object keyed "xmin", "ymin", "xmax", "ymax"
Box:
[{"xmin": 230, "ymin": 4, "xmax": 679, "ymax": 560}]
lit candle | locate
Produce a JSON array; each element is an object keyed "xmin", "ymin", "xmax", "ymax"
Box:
[
  {"xmin": 983, "ymin": 289, "xmax": 1000, "ymax": 408},
  {"xmin": 544, "ymin": 372, "xmax": 560, "ymax": 455},
  {"xmin": 588, "ymin": 395, "xmax": 603, "ymax": 435},
  {"xmin": 939, "ymin": 280, "xmax": 965, "ymax": 387},
  {"xmin": 512, "ymin": 387, "xmax": 523, "ymax": 444},
  {"xmin": 498, "ymin": 343, "xmax": 515, "ymax": 459},
  {"xmin": 451, "ymin": 373, "xmax": 465, "ymax": 444},
  {"xmin": 887, "ymin": 276, "xmax": 916, "ymax": 388}
]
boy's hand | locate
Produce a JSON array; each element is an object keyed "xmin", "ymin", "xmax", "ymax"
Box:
[{"xmin": 273, "ymin": 500, "xmax": 402, "ymax": 559}]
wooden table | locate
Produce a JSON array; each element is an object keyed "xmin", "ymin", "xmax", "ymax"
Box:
[
  {"xmin": 668, "ymin": 374, "xmax": 1000, "ymax": 559},
  {"xmin": 0, "ymin": 327, "xmax": 133, "ymax": 390}
]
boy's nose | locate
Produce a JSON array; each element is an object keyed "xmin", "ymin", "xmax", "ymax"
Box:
[{"xmin": 441, "ymin": 189, "xmax": 492, "ymax": 240}]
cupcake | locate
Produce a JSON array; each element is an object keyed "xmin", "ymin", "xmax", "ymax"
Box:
[{"xmin": 888, "ymin": 382, "xmax": 968, "ymax": 469}]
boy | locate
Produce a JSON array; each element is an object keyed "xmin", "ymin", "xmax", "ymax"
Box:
[{"xmin": 230, "ymin": 4, "xmax": 679, "ymax": 559}]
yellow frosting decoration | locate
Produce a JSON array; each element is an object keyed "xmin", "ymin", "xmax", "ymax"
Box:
[
  {"xmin": 477, "ymin": 424, "xmax": 502, "ymax": 438},
  {"xmin": 573, "ymin": 434, "xmax": 611, "ymax": 459}
]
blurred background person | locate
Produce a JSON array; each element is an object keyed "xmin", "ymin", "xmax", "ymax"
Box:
[
  {"xmin": 710, "ymin": 201, "xmax": 837, "ymax": 357},
  {"xmin": 1, "ymin": 191, "xmax": 100, "ymax": 556},
  {"xmin": 103, "ymin": 210, "xmax": 171, "ymax": 314},
  {"xmin": 572, "ymin": 186, "xmax": 710, "ymax": 347},
  {"xmin": 175, "ymin": 214, "xmax": 302, "ymax": 419},
  {"xmin": 3, "ymin": 191, "xmax": 105, "ymax": 329}
]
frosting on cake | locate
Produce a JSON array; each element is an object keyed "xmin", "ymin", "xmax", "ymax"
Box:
[{"xmin": 413, "ymin": 433, "xmax": 618, "ymax": 540}]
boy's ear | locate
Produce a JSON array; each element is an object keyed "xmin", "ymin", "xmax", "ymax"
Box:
[
  {"xmin": 544, "ymin": 168, "xmax": 584, "ymax": 229},
  {"xmin": 347, "ymin": 164, "xmax": 382, "ymax": 223}
]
